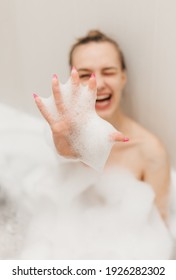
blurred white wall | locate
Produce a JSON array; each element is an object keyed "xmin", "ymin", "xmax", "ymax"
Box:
[{"xmin": 0, "ymin": 0, "xmax": 176, "ymax": 167}]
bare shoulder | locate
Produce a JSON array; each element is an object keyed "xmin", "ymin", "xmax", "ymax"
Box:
[
  {"xmin": 140, "ymin": 127, "xmax": 167, "ymax": 161},
  {"xmin": 120, "ymin": 117, "xmax": 170, "ymax": 220},
  {"xmin": 129, "ymin": 119, "xmax": 169, "ymax": 166}
]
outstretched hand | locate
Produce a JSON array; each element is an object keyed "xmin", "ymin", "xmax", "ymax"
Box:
[{"xmin": 33, "ymin": 67, "xmax": 128, "ymax": 171}]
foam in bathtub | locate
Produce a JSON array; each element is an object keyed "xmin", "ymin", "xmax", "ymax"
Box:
[{"xmin": 40, "ymin": 77, "xmax": 119, "ymax": 172}]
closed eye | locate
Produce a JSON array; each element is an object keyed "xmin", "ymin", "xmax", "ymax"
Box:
[
  {"xmin": 79, "ymin": 74, "xmax": 91, "ymax": 79},
  {"xmin": 103, "ymin": 72, "xmax": 117, "ymax": 76}
]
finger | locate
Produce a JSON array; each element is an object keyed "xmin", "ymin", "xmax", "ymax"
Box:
[
  {"xmin": 32, "ymin": 93, "xmax": 54, "ymax": 125},
  {"xmin": 52, "ymin": 74, "xmax": 64, "ymax": 113},
  {"xmin": 71, "ymin": 66, "xmax": 80, "ymax": 87},
  {"xmin": 88, "ymin": 73, "xmax": 97, "ymax": 91},
  {"xmin": 109, "ymin": 131, "xmax": 129, "ymax": 142}
]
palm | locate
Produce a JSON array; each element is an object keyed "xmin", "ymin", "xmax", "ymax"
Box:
[{"xmin": 34, "ymin": 68, "xmax": 127, "ymax": 171}]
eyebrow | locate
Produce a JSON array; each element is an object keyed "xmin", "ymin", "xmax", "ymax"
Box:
[
  {"xmin": 77, "ymin": 68, "xmax": 92, "ymax": 72},
  {"xmin": 102, "ymin": 67, "xmax": 118, "ymax": 71},
  {"xmin": 77, "ymin": 67, "xmax": 118, "ymax": 72}
]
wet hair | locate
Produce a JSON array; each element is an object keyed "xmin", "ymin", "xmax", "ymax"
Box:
[{"xmin": 69, "ymin": 30, "xmax": 126, "ymax": 70}]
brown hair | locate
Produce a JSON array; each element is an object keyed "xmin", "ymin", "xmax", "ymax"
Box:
[{"xmin": 69, "ymin": 30, "xmax": 126, "ymax": 70}]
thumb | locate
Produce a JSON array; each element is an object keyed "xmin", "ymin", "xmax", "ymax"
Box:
[{"xmin": 109, "ymin": 131, "xmax": 129, "ymax": 143}]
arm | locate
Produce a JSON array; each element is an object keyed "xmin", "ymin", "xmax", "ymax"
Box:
[{"xmin": 143, "ymin": 142, "xmax": 170, "ymax": 221}]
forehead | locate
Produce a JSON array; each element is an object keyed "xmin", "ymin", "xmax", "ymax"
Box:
[{"xmin": 72, "ymin": 42, "xmax": 120, "ymax": 69}]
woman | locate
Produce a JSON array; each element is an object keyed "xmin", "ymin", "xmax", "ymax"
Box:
[{"xmin": 34, "ymin": 30, "xmax": 170, "ymax": 221}]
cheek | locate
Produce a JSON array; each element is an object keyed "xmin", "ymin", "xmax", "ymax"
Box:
[{"xmin": 110, "ymin": 78, "xmax": 122, "ymax": 93}]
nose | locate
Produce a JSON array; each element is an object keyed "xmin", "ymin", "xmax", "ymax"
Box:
[{"xmin": 95, "ymin": 73, "xmax": 106, "ymax": 91}]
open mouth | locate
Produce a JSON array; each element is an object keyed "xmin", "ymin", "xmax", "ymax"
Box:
[{"xmin": 96, "ymin": 94, "xmax": 112, "ymax": 109}]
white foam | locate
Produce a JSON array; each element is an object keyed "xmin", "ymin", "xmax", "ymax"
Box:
[
  {"xmin": 41, "ymin": 78, "xmax": 117, "ymax": 171},
  {"xmin": 12, "ymin": 168, "xmax": 174, "ymax": 260},
  {"xmin": 0, "ymin": 103, "xmax": 175, "ymax": 259}
]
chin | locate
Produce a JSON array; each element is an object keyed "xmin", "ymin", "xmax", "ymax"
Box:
[
  {"xmin": 95, "ymin": 100, "xmax": 119, "ymax": 123},
  {"xmin": 96, "ymin": 110, "xmax": 113, "ymax": 122}
]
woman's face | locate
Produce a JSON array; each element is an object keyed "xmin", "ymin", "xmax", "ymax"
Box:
[{"xmin": 72, "ymin": 42, "xmax": 126, "ymax": 121}]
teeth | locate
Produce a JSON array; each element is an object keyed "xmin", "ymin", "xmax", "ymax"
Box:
[{"xmin": 96, "ymin": 94, "xmax": 110, "ymax": 101}]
